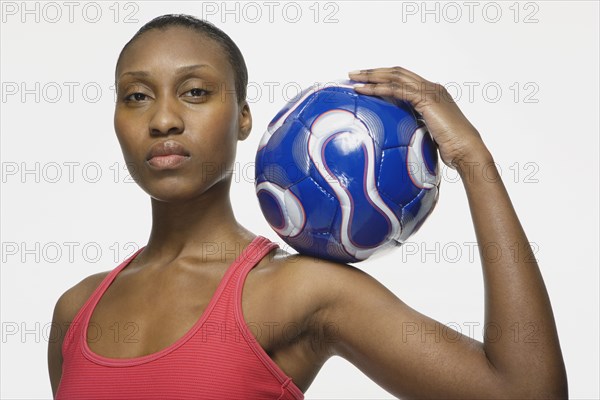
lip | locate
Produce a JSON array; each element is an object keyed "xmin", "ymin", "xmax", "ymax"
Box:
[
  {"xmin": 146, "ymin": 140, "xmax": 191, "ymax": 170},
  {"xmin": 147, "ymin": 154, "xmax": 190, "ymax": 169}
]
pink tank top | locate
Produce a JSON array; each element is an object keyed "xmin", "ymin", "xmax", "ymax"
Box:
[{"xmin": 56, "ymin": 236, "xmax": 304, "ymax": 399}]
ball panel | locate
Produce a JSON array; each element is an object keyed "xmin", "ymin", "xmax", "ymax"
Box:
[
  {"xmin": 255, "ymin": 146, "xmax": 266, "ymax": 182},
  {"xmin": 377, "ymin": 189, "xmax": 405, "ymax": 237},
  {"xmin": 354, "ymin": 102, "xmax": 385, "ymax": 148},
  {"xmin": 267, "ymin": 84, "xmax": 322, "ymax": 134},
  {"xmin": 322, "ymin": 132, "xmax": 392, "ymax": 248},
  {"xmin": 399, "ymin": 186, "xmax": 439, "ymax": 243},
  {"xmin": 299, "ymin": 88, "xmax": 357, "ymax": 129},
  {"xmin": 284, "ymin": 231, "xmax": 357, "ymax": 264},
  {"xmin": 283, "ymin": 188, "xmax": 306, "ymax": 236},
  {"xmin": 257, "ymin": 190, "xmax": 285, "ymax": 230},
  {"xmin": 289, "ymin": 230, "xmax": 316, "ymax": 252},
  {"xmin": 407, "ymin": 126, "xmax": 440, "ymax": 189},
  {"xmin": 288, "ymin": 177, "xmax": 338, "ymax": 234},
  {"xmin": 256, "ymin": 181, "xmax": 305, "ymax": 237},
  {"xmin": 262, "ymin": 120, "xmax": 311, "ymax": 189},
  {"xmin": 356, "ymin": 96, "xmax": 419, "ymax": 149},
  {"xmin": 420, "ymin": 127, "xmax": 439, "ymax": 176},
  {"xmin": 378, "ymin": 147, "xmax": 423, "ymax": 206},
  {"xmin": 325, "ymin": 234, "xmax": 359, "ymax": 263},
  {"xmin": 291, "ymin": 123, "xmax": 311, "ymax": 177}
]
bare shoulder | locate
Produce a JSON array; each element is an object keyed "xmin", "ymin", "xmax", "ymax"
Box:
[
  {"xmin": 260, "ymin": 248, "xmax": 400, "ymax": 325},
  {"xmin": 268, "ymin": 249, "xmax": 395, "ymax": 303},
  {"xmin": 52, "ymin": 270, "xmax": 111, "ymax": 325},
  {"xmin": 260, "ymin": 249, "xmax": 410, "ymax": 357},
  {"xmin": 48, "ymin": 270, "xmax": 112, "ymax": 395}
]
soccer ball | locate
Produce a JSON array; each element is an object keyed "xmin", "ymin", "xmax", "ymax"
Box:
[{"xmin": 255, "ymin": 81, "xmax": 440, "ymax": 263}]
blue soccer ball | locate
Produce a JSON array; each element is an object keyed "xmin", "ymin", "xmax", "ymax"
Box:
[{"xmin": 255, "ymin": 81, "xmax": 440, "ymax": 263}]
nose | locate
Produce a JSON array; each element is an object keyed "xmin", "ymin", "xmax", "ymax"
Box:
[{"xmin": 148, "ymin": 97, "xmax": 184, "ymax": 136}]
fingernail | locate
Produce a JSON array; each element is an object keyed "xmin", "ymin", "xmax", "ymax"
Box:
[
  {"xmin": 348, "ymin": 70, "xmax": 361, "ymax": 75},
  {"xmin": 353, "ymin": 83, "xmax": 365, "ymax": 88}
]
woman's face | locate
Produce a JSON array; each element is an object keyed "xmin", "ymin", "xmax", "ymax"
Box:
[{"xmin": 114, "ymin": 27, "xmax": 251, "ymax": 202}]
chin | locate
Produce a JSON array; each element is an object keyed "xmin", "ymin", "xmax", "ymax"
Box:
[
  {"xmin": 140, "ymin": 180, "xmax": 200, "ymax": 203},
  {"xmin": 148, "ymin": 191, "xmax": 194, "ymax": 203},
  {"xmin": 144, "ymin": 177, "xmax": 228, "ymax": 204}
]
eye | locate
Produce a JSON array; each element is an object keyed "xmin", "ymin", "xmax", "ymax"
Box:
[
  {"xmin": 183, "ymin": 88, "xmax": 208, "ymax": 98},
  {"xmin": 124, "ymin": 92, "xmax": 150, "ymax": 102}
]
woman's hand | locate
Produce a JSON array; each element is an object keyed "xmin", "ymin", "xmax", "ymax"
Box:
[{"xmin": 349, "ymin": 67, "xmax": 491, "ymax": 171}]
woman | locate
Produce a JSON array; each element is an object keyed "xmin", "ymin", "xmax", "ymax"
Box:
[{"xmin": 47, "ymin": 14, "xmax": 568, "ymax": 399}]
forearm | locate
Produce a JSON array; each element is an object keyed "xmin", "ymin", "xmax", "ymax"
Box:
[{"xmin": 458, "ymin": 145, "xmax": 567, "ymax": 396}]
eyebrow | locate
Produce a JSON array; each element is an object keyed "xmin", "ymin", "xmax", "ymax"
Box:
[
  {"xmin": 175, "ymin": 64, "xmax": 212, "ymax": 74},
  {"xmin": 118, "ymin": 64, "xmax": 213, "ymax": 80}
]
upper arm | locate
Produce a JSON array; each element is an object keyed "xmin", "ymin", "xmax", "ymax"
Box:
[
  {"xmin": 310, "ymin": 262, "xmax": 507, "ymax": 399},
  {"xmin": 47, "ymin": 273, "xmax": 108, "ymax": 398},
  {"xmin": 48, "ymin": 290, "xmax": 70, "ymax": 397}
]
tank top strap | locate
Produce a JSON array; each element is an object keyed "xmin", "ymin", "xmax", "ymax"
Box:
[
  {"xmin": 230, "ymin": 235, "xmax": 279, "ymax": 279},
  {"xmin": 226, "ymin": 236, "xmax": 303, "ymax": 397},
  {"xmin": 85, "ymin": 247, "xmax": 145, "ymax": 309},
  {"xmin": 218, "ymin": 235, "xmax": 278, "ymax": 313},
  {"xmin": 63, "ymin": 247, "xmax": 145, "ymax": 353},
  {"xmin": 189, "ymin": 235, "xmax": 278, "ymax": 325}
]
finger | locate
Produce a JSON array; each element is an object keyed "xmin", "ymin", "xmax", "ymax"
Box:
[
  {"xmin": 348, "ymin": 69, "xmax": 426, "ymax": 99},
  {"xmin": 349, "ymin": 66, "xmax": 425, "ymax": 83},
  {"xmin": 354, "ymin": 82, "xmax": 412, "ymax": 100},
  {"xmin": 352, "ymin": 82, "xmax": 425, "ymax": 107},
  {"xmin": 349, "ymin": 71, "xmax": 410, "ymax": 85},
  {"xmin": 349, "ymin": 66, "xmax": 412, "ymax": 76},
  {"xmin": 349, "ymin": 69, "xmax": 413, "ymax": 84}
]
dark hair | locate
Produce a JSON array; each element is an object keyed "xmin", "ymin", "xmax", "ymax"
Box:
[{"xmin": 115, "ymin": 14, "xmax": 248, "ymax": 104}]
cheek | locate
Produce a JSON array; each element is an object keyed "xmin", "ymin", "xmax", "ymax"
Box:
[
  {"xmin": 114, "ymin": 111, "xmax": 143, "ymax": 162},
  {"xmin": 193, "ymin": 105, "xmax": 239, "ymax": 156}
]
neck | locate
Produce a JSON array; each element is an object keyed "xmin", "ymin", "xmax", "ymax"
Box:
[{"xmin": 141, "ymin": 178, "xmax": 254, "ymax": 264}]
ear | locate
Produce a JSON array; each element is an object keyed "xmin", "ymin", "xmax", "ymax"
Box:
[{"xmin": 238, "ymin": 101, "xmax": 252, "ymax": 141}]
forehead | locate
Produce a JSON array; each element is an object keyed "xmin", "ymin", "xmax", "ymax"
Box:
[{"xmin": 117, "ymin": 26, "xmax": 233, "ymax": 83}]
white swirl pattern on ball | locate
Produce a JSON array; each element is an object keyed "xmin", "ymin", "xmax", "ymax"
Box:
[
  {"xmin": 308, "ymin": 109, "xmax": 402, "ymax": 260},
  {"xmin": 407, "ymin": 126, "xmax": 439, "ymax": 189},
  {"xmin": 255, "ymin": 181, "xmax": 306, "ymax": 237}
]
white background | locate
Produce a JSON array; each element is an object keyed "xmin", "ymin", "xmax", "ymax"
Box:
[{"xmin": 1, "ymin": 1, "xmax": 598, "ymax": 398}]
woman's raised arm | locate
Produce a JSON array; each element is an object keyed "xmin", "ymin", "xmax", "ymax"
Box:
[{"xmin": 305, "ymin": 67, "xmax": 567, "ymax": 398}]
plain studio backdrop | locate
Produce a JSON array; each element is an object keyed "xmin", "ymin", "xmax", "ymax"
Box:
[{"xmin": 1, "ymin": 1, "xmax": 598, "ymax": 398}]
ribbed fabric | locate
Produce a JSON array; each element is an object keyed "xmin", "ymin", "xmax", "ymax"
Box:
[{"xmin": 56, "ymin": 236, "xmax": 304, "ymax": 399}]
